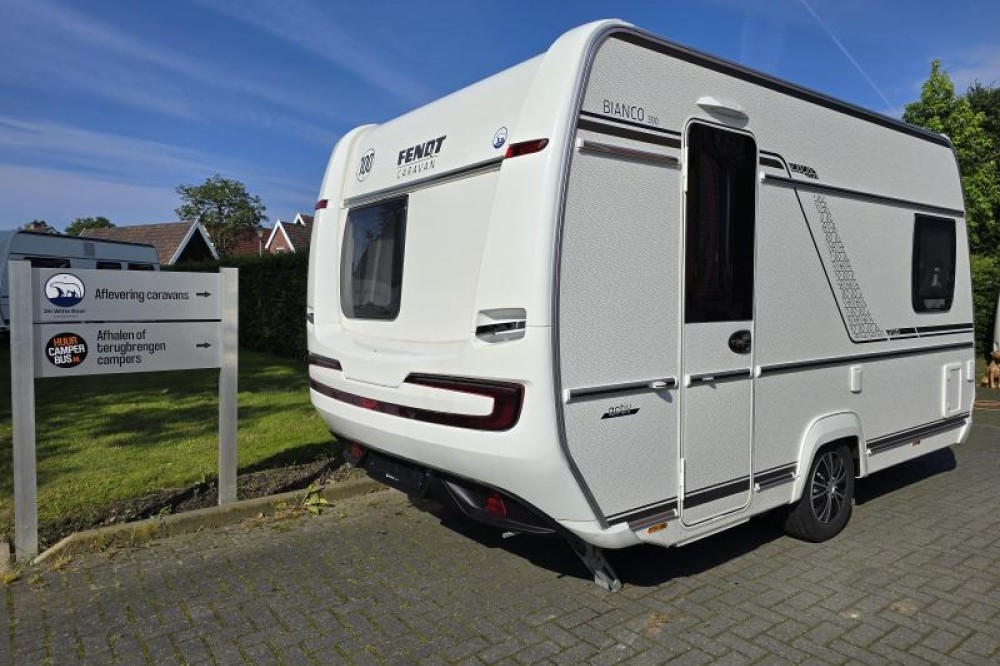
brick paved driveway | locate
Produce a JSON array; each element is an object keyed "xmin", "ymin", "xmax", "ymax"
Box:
[{"xmin": 4, "ymin": 408, "xmax": 999, "ymax": 665}]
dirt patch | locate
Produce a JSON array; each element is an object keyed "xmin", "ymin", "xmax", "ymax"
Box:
[{"xmin": 38, "ymin": 454, "xmax": 363, "ymax": 549}]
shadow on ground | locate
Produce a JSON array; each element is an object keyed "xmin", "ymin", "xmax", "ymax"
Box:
[{"xmin": 407, "ymin": 445, "xmax": 959, "ymax": 588}]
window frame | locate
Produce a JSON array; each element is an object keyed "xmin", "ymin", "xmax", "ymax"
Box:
[
  {"xmin": 911, "ymin": 214, "xmax": 956, "ymax": 314},
  {"xmin": 340, "ymin": 195, "xmax": 409, "ymax": 321}
]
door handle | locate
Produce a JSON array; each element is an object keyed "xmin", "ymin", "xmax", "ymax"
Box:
[{"xmin": 728, "ymin": 330, "xmax": 752, "ymax": 354}]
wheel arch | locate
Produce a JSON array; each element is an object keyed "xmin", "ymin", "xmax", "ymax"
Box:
[{"xmin": 791, "ymin": 411, "xmax": 865, "ymax": 502}]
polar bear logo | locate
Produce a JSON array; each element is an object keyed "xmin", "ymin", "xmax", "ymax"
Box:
[{"xmin": 44, "ymin": 273, "xmax": 86, "ymax": 308}]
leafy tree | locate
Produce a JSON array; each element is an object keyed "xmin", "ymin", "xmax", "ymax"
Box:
[
  {"xmin": 175, "ymin": 174, "xmax": 268, "ymax": 255},
  {"xmin": 966, "ymin": 82, "xmax": 1000, "ymax": 236},
  {"xmin": 21, "ymin": 219, "xmax": 59, "ymax": 234},
  {"xmin": 903, "ymin": 61, "xmax": 1000, "ymax": 252},
  {"xmin": 65, "ymin": 216, "xmax": 114, "ymax": 236}
]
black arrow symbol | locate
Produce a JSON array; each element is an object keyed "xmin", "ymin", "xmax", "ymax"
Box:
[
  {"xmin": 196, "ymin": 342, "xmax": 212, "ymax": 349},
  {"xmin": 196, "ymin": 291, "xmax": 211, "ymax": 297}
]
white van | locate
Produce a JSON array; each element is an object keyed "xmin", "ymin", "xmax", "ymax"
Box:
[
  {"xmin": 0, "ymin": 230, "xmax": 159, "ymax": 331},
  {"xmin": 308, "ymin": 20, "xmax": 974, "ymax": 589}
]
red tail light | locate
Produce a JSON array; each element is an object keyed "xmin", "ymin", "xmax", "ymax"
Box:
[
  {"xmin": 504, "ymin": 138, "xmax": 549, "ymax": 159},
  {"xmin": 307, "ymin": 371, "xmax": 524, "ymax": 431},
  {"xmin": 315, "ymin": 199, "xmax": 329, "ymax": 210},
  {"xmin": 405, "ymin": 375, "xmax": 524, "ymax": 431},
  {"xmin": 485, "ymin": 493, "xmax": 507, "ymax": 518}
]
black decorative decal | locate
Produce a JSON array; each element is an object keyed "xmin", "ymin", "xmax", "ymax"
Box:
[{"xmin": 814, "ymin": 195, "xmax": 884, "ymax": 341}]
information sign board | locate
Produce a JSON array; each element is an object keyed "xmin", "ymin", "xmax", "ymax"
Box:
[
  {"xmin": 34, "ymin": 322, "xmax": 222, "ymax": 377},
  {"xmin": 32, "ymin": 268, "xmax": 222, "ymax": 323}
]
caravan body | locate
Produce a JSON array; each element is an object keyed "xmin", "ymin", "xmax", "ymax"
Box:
[
  {"xmin": 308, "ymin": 20, "xmax": 973, "ymax": 579},
  {"xmin": 0, "ymin": 231, "xmax": 160, "ymax": 331}
]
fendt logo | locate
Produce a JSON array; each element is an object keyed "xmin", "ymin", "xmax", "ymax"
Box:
[
  {"xmin": 356, "ymin": 149, "xmax": 376, "ymax": 182},
  {"xmin": 396, "ymin": 135, "xmax": 446, "ymax": 179},
  {"xmin": 44, "ymin": 273, "xmax": 85, "ymax": 308}
]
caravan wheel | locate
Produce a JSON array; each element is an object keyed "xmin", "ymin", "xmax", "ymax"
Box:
[{"xmin": 783, "ymin": 444, "xmax": 854, "ymax": 542}]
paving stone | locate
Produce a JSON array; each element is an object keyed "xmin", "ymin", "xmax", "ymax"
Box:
[{"xmin": 5, "ymin": 413, "xmax": 1000, "ymax": 665}]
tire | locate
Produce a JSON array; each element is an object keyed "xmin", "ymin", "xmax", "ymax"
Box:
[{"xmin": 784, "ymin": 444, "xmax": 855, "ymax": 542}]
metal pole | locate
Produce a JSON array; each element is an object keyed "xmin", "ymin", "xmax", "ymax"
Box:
[
  {"xmin": 10, "ymin": 261, "xmax": 37, "ymax": 558},
  {"xmin": 218, "ymin": 268, "xmax": 238, "ymax": 504}
]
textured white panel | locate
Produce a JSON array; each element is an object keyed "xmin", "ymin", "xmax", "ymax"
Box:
[
  {"xmin": 559, "ymin": 137, "xmax": 681, "ymax": 518},
  {"xmin": 559, "ymin": 142, "xmax": 680, "ymax": 388},
  {"xmin": 563, "ymin": 391, "xmax": 678, "ymax": 517}
]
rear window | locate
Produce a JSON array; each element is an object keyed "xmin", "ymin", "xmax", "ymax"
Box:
[
  {"xmin": 912, "ymin": 215, "xmax": 955, "ymax": 312},
  {"xmin": 97, "ymin": 261, "xmax": 122, "ymax": 270},
  {"xmin": 341, "ymin": 196, "xmax": 408, "ymax": 320}
]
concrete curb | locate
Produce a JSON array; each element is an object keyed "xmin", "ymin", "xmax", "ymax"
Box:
[{"xmin": 32, "ymin": 477, "xmax": 387, "ymax": 565}]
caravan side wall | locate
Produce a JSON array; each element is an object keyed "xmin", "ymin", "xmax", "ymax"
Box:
[
  {"xmin": 308, "ymin": 20, "xmax": 973, "ymax": 551},
  {"xmin": 556, "ymin": 29, "xmax": 973, "ymax": 539}
]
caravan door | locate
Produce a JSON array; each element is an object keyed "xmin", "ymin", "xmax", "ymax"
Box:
[{"xmin": 680, "ymin": 122, "xmax": 757, "ymax": 525}]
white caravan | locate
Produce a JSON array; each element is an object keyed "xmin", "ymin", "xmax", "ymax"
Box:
[
  {"xmin": 308, "ymin": 20, "xmax": 973, "ymax": 589},
  {"xmin": 0, "ymin": 230, "xmax": 159, "ymax": 331}
]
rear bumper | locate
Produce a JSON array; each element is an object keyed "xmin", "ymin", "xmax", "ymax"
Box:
[{"xmin": 347, "ymin": 441, "xmax": 559, "ymax": 536}]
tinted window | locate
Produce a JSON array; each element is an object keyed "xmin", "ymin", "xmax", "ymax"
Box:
[
  {"xmin": 97, "ymin": 261, "xmax": 122, "ymax": 270},
  {"xmin": 684, "ymin": 124, "xmax": 757, "ymax": 323},
  {"xmin": 128, "ymin": 263, "xmax": 156, "ymax": 271},
  {"xmin": 912, "ymin": 215, "xmax": 955, "ymax": 312},
  {"xmin": 341, "ymin": 196, "xmax": 407, "ymax": 320},
  {"xmin": 27, "ymin": 257, "xmax": 70, "ymax": 268}
]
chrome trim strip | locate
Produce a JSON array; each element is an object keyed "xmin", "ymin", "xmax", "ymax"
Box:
[
  {"xmin": 565, "ymin": 377, "xmax": 677, "ymax": 402},
  {"xmin": 762, "ymin": 173, "xmax": 965, "ymax": 218},
  {"xmin": 343, "ymin": 157, "xmax": 503, "ymax": 209},
  {"xmin": 866, "ymin": 413, "xmax": 969, "ymax": 455},
  {"xmin": 758, "ymin": 341, "xmax": 973, "ymax": 376},
  {"xmin": 628, "ymin": 508, "xmax": 679, "ymax": 531},
  {"xmin": 688, "ymin": 368, "xmax": 752, "ymax": 383},
  {"xmin": 577, "ymin": 139, "xmax": 680, "ymax": 166}
]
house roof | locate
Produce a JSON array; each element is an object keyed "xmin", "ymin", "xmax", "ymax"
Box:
[
  {"xmin": 82, "ymin": 221, "xmax": 219, "ymax": 264},
  {"xmin": 266, "ymin": 214, "xmax": 313, "ymax": 253}
]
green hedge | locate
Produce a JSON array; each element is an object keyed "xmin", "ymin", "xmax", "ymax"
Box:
[
  {"xmin": 972, "ymin": 253, "xmax": 1000, "ymax": 359},
  {"xmin": 170, "ymin": 252, "xmax": 309, "ymax": 359}
]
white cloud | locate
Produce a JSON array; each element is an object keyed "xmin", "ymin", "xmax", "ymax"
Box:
[
  {"xmin": 195, "ymin": 0, "xmax": 435, "ymax": 106},
  {"xmin": 0, "ymin": 164, "xmax": 180, "ymax": 230},
  {"xmin": 2, "ymin": 0, "xmax": 352, "ymax": 126},
  {"xmin": 949, "ymin": 46, "xmax": 1000, "ymax": 92}
]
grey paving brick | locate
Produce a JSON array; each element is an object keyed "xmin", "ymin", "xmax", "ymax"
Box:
[{"xmin": 5, "ymin": 415, "xmax": 1000, "ymax": 666}]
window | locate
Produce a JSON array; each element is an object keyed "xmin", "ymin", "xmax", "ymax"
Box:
[
  {"xmin": 128, "ymin": 263, "xmax": 155, "ymax": 271},
  {"xmin": 97, "ymin": 261, "xmax": 122, "ymax": 270},
  {"xmin": 27, "ymin": 257, "xmax": 70, "ymax": 268},
  {"xmin": 684, "ymin": 123, "xmax": 757, "ymax": 323},
  {"xmin": 341, "ymin": 196, "xmax": 407, "ymax": 320},
  {"xmin": 912, "ymin": 215, "xmax": 955, "ymax": 312}
]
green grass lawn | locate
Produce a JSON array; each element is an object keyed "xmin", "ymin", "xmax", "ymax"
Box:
[{"xmin": 0, "ymin": 342, "xmax": 335, "ymax": 543}]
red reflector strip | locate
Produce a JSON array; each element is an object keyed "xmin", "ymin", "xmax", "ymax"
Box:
[
  {"xmin": 314, "ymin": 199, "xmax": 329, "ymax": 210},
  {"xmin": 308, "ymin": 374, "xmax": 524, "ymax": 431},
  {"xmin": 504, "ymin": 138, "xmax": 549, "ymax": 159}
]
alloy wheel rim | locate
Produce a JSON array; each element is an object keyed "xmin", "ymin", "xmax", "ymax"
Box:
[{"xmin": 810, "ymin": 451, "xmax": 847, "ymax": 524}]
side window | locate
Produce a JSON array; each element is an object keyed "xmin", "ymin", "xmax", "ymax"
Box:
[
  {"xmin": 684, "ymin": 123, "xmax": 757, "ymax": 323},
  {"xmin": 912, "ymin": 215, "xmax": 955, "ymax": 312},
  {"xmin": 128, "ymin": 263, "xmax": 155, "ymax": 271},
  {"xmin": 97, "ymin": 261, "xmax": 122, "ymax": 270},
  {"xmin": 340, "ymin": 196, "xmax": 408, "ymax": 320},
  {"xmin": 27, "ymin": 257, "xmax": 70, "ymax": 268}
]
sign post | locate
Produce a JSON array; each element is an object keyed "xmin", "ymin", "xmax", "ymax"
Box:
[
  {"xmin": 9, "ymin": 264, "xmax": 238, "ymax": 559},
  {"xmin": 10, "ymin": 262, "xmax": 37, "ymax": 560}
]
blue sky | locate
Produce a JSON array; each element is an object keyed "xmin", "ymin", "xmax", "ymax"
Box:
[{"xmin": 1, "ymin": 0, "xmax": 998, "ymax": 231}]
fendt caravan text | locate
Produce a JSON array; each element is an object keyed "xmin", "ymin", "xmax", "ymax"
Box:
[{"xmin": 308, "ymin": 20, "xmax": 973, "ymax": 590}]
